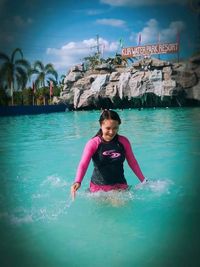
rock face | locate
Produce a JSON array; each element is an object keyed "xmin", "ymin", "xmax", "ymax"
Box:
[{"xmin": 58, "ymin": 56, "xmax": 200, "ymax": 109}]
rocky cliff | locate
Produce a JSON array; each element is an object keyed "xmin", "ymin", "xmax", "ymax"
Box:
[{"xmin": 56, "ymin": 55, "xmax": 200, "ymax": 110}]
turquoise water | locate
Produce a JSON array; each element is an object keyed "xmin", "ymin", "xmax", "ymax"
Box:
[{"xmin": 0, "ymin": 108, "xmax": 200, "ymax": 267}]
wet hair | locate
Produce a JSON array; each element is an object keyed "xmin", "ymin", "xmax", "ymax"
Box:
[{"xmin": 95, "ymin": 109, "xmax": 121, "ymax": 136}]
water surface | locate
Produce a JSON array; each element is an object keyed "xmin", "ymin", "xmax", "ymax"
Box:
[{"xmin": 0, "ymin": 108, "xmax": 200, "ymax": 267}]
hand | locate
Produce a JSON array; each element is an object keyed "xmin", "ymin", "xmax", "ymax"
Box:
[
  {"xmin": 135, "ymin": 178, "xmax": 149, "ymax": 189},
  {"xmin": 71, "ymin": 182, "xmax": 81, "ymax": 200},
  {"xmin": 142, "ymin": 178, "xmax": 148, "ymax": 184}
]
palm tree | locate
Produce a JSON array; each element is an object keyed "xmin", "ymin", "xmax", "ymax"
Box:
[
  {"xmin": 31, "ymin": 61, "xmax": 58, "ymax": 88},
  {"xmin": 0, "ymin": 48, "xmax": 31, "ymax": 105},
  {"xmin": 30, "ymin": 61, "xmax": 58, "ymax": 105},
  {"xmin": 59, "ymin": 74, "xmax": 66, "ymax": 84},
  {"xmin": 0, "ymin": 69, "xmax": 4, "ymax": 90}
]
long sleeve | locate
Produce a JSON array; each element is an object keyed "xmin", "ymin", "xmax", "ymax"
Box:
[
  {"xmin": 74, "ymin": 137, "xmax": 100, "ymax": 184},
  {"xmin": 118, "ymin": 135, "xmax": 145, "ymax": 182}
]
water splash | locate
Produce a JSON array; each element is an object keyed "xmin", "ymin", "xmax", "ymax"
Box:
[
  {"xmin": 66, "ymin": 193, "xmax": 74, "ymax": 208},
  {"xmin": 78, "ymin": 188, "xmax": 134, "ymax": 207},
  {"xmin": 10, "ymin": 214, "xmax": 33, "ymax": 225},
  {"xmin": 135, "ymin": 179, "xmax": 173, "ymax": 193},
  {"xmin": 1, "ymin": 177, "xmax": 174, "ymax": 225},
  {"xmin": 134, "ymin": 179, "xmax": 174, "ymax": 200},
  {"xmin": 0, "ymin": 174, "xmax": 73, "ymax": 226},
  {"xmin": 41, "ymin": 174, "xmax": 67, "ymax": 188},
  {"xmin": 77, "ymin": 179, "xmax": 174, "ymax": 206}
]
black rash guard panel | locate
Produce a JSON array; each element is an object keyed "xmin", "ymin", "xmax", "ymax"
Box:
[{"xmin": 91, "ymin": 135, "xmax": 127, "ymax": 185}]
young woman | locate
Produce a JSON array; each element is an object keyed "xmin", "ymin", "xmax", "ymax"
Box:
[{"xmin": 71, "ymin": 109, "xmax": 147, "ymax": 197}]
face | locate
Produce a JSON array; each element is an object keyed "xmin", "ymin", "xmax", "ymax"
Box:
[{"xmin": 101, "ymin": 119, "xmax": 119, "ymax": 142}]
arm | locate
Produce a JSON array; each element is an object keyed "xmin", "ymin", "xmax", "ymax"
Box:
[
  {"xmin": 74, "ymin": 137, "xmax": 99, "ymax": 184},
  {"xmin": 71, "ymin": 137, "xmax": 99, "ymax": 198},
  {"xmin": 119, "ymin": 136, "xmax": 145, "ymax": 182}
]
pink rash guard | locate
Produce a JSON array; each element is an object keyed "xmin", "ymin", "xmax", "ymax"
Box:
[{"xmin": 74, "ymin": 134, "xmax": 145, "ymax": 192}]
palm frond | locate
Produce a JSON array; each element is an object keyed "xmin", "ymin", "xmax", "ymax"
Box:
[
  {"xmin": 33, "ymin": 60, "xmax": 44, "ymax": 71},
  {"xmin": 0, "ymin": 52, "xmax": 9, "ymax": 62},
  {"xmin": 16, "ymin": 59, "xmax": 31, "ymax": 70},
  {"xmin": 11, "ymin": 48, "xmax": 23, "ymax": 63}
]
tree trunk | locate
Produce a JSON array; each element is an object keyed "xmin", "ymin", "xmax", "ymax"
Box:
[{"xmin": 11, "ymin": 82, "xmax": 14, "ymax": 106}]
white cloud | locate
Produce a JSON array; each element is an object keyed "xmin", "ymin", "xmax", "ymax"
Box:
[
  {"xmin": 130, "ymin": 19, "xmax": 185, "ymax": 45},
  {"xmin": 161, "ymin": 21, "xmax": 185, "ymax": 40},
  {"xmin": 100, "ymin": 0, "xmax": 187, "ymax": 6},
  {"xmin": 46, "ymin": 37, "xmax": 119, "ymax": 71},
  {"xmin": 87, "ymin": 9, "xmax": 103, "ymax": 15},
  {"xmin": 74, "ymin": 8, "xmax": 105, "ymax": 16},
  {"xmin": 96, "ymin": 18, "xmax": 126, "ymax": 27},
  {"xmin": 139, "ymin": 19, "xmax": 159, "ymax": 43}
]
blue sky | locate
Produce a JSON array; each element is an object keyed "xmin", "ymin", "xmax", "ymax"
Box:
[{"xmin": 0, "ymin": 0, "xmax": 199, "ymax": 77}]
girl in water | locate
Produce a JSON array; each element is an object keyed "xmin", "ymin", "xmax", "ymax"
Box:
[{"xmin": 71, "ymin": 109, "xmax": 147, "ymax": 198}]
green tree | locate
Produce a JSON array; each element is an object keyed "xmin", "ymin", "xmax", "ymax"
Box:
[
  {"xmin": 83, "ymin": 53, "xmax": 101, "ymax": 70},
  {"xmin": 31, "ymin": 61, "xmax": 58, "ymax": 88},
  {"xmin": 59, "ymin": 74, "xmax": 66, "ymax": 85},
  {"xmin": 0, "ymin": 48, "xmax": 31, "ymax": 105},
  {"xmin": 30, "ymin": 61, "xmax": 58, "ymax": 105}
]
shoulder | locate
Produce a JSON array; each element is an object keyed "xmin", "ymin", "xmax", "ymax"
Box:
[
  {"xmin": 85, "ymin": 136, "xmax": 101, "ymax": 149},
  {"xmin": 118, "ymin": 135, "xmax": 132, "ymax": 149},
  {"xmin": 118, "ymin": 135, "xmax": 130, "ymax": 144}
]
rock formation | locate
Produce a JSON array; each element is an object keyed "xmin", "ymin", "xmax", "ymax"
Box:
[{"xmin": 57, "ymin": 55, "xmax": 200, "ymax": 109}]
